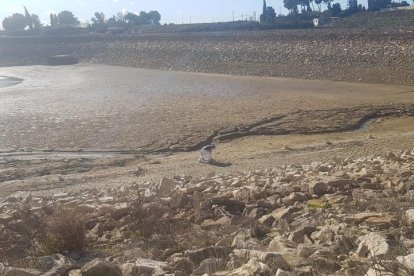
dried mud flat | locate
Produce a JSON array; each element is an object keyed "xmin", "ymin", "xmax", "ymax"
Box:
[
  {"xmin": 0, "ymin": 65, "xmax": 413, "ymax": 152},
  {"xmin": 0, "ymin": 64, "xmax": 413, "ymax": 195},
  {"xmin": 0, "ymin": 63, "xmax": 414, "ymax": 275}
]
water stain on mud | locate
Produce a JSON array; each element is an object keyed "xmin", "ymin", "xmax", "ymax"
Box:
[{"xmin": 0, "ymin": 76, "xmax": 23, "ymax": 88}]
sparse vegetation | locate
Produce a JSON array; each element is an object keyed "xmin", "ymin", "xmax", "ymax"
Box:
[{"xmin": 36, "ymin": 208, "xmax": 86, "ymax": 255}]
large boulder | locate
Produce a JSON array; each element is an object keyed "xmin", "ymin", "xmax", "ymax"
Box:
[
  {"xmin": 170, "ymin": 257, "xmax": 194, "ymax": 274},
  {"xmin": 357, "ymin": 233, "xmax": 390, "ymax": 257},
  {"xmin": 268, "ymin": 236, "xmax": 298, "ymax": 254},
  {"xmin": 396, "ymin": 253, "xmax": 414, "ymax": 270},
  {"xmin": 215, "ymin": 258, "xmax": 270, "ymax": 276}
]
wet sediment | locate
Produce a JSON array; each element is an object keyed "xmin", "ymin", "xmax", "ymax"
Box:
[{"xmin": 1, "ymin": 104, "xmax": 412, "ymax": 157}]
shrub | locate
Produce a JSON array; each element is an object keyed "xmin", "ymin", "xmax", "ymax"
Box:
[{"xmin": 37, "ymin": 208, "xmax": 86, "ymax": 254}]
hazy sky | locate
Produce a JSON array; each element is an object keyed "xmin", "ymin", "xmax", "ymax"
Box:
[{"xmin": 0, "ymin": 0, "xmax": 356, "ymax": 26}]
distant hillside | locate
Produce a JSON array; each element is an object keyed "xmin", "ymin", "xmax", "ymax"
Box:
[{"xmin": 333, "ymin": 10, "xmax": 414, "ymax": 29}]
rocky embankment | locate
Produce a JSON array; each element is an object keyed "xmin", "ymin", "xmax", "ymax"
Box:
[
  {"xmin": 1, "ymin": 149, "xmax": 414, "ymax": 275},
  {"xmin": 0, "ymin": 28, "xmax": 414, "ymax": 85}
]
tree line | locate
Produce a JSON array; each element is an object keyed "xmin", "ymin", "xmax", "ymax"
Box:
[
  {"xmin": 1, "ymin": 8, "xmax": 161, "ymax": 32},
  {"xmin": 260, "ymin": 0, "xmax": 412, "ymax": 25}
]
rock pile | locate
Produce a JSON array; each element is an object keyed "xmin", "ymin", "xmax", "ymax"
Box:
[
  {"xmin": 1, "ymin": 148, "xmax": 414, "ymax": 275},
  {"xmin": 0, "ymin": 29, "xmax": 413, "ymax": 85}
]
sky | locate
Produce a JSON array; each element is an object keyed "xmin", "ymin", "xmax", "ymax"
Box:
[{"xmin": 0, "ymin": 0, "xmax": 358, "ymax": 27}]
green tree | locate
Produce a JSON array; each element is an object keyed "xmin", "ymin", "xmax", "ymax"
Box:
[
  {"xmin": 31, "ymin": 14, "xmax": 42, "ymax": 29},
  {"xmin": 284, "ymin": 0, "xmax": 299, "ymax": 14},
  {"xmin": 260, "ymin": 7, "xmax": 277, "ymax": 23},
  {"xmin": 91, "ymin": 12, "xmax": 107, "ymax": 32},
  {"xmin": 50, "ymin": 13, "xmax": 59, "ymax": 27},
  {"xmin": 367, "ymin": 0, "xmax": 391, "ymax": 10},
  {"xmin": 331, "ymin": 3, "xmax": 342, "ymax": 15},
  {"xmin": 91, "ymin": 12, "xmax": 106, "ymax": 25},
  {"xmin": 125, "ymin": 12, "xmax": 141, "ymax": 25},
  {"xmin": 315, "ymin": 0, "xmax": 323, "ymax": 11},
  {"xmin": 261, "ymin": 0, "xmax": 277, "ymax": 23},
  {"xmin": 147, "ymin": 11, "xmax": 161, "ymax": 24},
  {"xmin": 57, "ymin": 11, "xmax": 79, "ymax": 27},
  {"xmin": 124, "ymin": 11, "xmax": 161, "ymax": 26},
  {"xmin": 348, "ymin": 0, "xmax": 359, "ymax": 11},
  {"xmin": 106, "ymin": 12, "xmax": 127, "ymax": 27},
  {"xmin": 323, "ymin": 0, "xmax": 334, "ymax": 9},
  {"xmin": 2, "ymin": 13, "xmax": 28, "ymax": 31}
]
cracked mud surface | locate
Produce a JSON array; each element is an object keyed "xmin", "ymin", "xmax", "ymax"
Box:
[{"xmin": 0, "ymin": 64, "xmax": 413, "ymax": 197}]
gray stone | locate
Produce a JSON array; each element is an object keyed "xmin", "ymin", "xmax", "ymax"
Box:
[
  {"xmin": 296, "ymin": 244, "xmax": 319, "ymax": 258},
  {"xmin": 282, "ymin": 192, "xmax": 307, "ymax": 206},
  {"xmin": 396, "ymin": 253, "xmax": 414, "ymax": 270},
  {"xmin": 268, "ymin": 236, "xmax": 298, "ymax": 254},
  {"xmin": 365, "ymin": 265, "xmax": 394, "ymax": 276},
  {"xmin": 158, "ymin": 177, "xmax": 177, "ymax": 197},
  {"xmin": 276, "ymin": 269, "xmax": 293, "ymax": 276},
  {"xmin": 68, "ymin": 269, "xmax": 82, "ymax": 276},
  {"xmin": 315, "ymin": 226, "xmax": 335, "ymax": 244},
  {"xmin": 81, "ymin": 259, "xmax": 122, "ymax": 276},
  {"xmin": 327, "ymin": 179, "xmax": 353, "ymax": 189},
  {"xmin": 193, "ymin": 258, "xmax": 226, "ymax": 275},
  {"xmin": 37, "ymin": 254, "xmax": 72, "ymax": 271},
  {"xmin": 186, "ymin": 246, "xmax": 231, "ymax": 265},
  {"xmin": 355, "ymin": 243, "xmax": 369, "ymax": 257},
  {"xmin": 258, "ymin": 206, "xmax": 299, "ymax": 225},
  {"xmin": 98, "ymin": 196, "xmax": 114, "ymax": 203},
  {"xmin": 309, "ymin": 182, "xmax": 328, "ymax": 196},
  {"xmin": 288, "ymin": 228, "xmax": 306, "ymax": 244},
  {"xmin": 170, "ymin": 257, "xmax": 194, "ymax": 274},
  {"xmin": 134, "ymin": 258, "xmax": 166, "ymax": 275},
  {"xmin": 405, "ymin": 209, "xmax": 414, "ymax": 225},
  {"xmin": 358, "ymin": 232, "xmax": 389, "ymax": 257},
  {"xmin": 215, "ymin": 258, "xmax": 270, "ymax": 276}
]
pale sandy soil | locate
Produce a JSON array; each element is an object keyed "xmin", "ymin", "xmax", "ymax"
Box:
[{"xmin": 0, "ymin": 65, "xmax": 413, "ymax": 198}]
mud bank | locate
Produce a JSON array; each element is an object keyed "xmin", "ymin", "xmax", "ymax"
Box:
[{"xmin": 0, "ymin": 65, "xmax": 413, "ymax": 154}]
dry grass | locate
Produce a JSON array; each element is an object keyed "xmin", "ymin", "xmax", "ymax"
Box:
[{"xmin": 36, "ymin": 208, "xmax": 86, "ymax": 255}]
